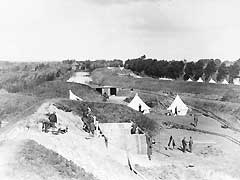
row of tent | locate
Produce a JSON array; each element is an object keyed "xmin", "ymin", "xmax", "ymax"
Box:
[
  {"xmin": 127, "ymin": 93, "xmax": 188, "ymax": 116},
  {"xmin": 69, "ymin": 89, "xmax": 188, "ymax": 116},
  {"xmin": 187, "ymin": 77, "xmax": 229, "ymax": 84}
]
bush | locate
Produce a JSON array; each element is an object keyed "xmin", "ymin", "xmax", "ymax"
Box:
[{"xmin": 0, "ymin": 62, "xmax": 74, "ymax": 93}]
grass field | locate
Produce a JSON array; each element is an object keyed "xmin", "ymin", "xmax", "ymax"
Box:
[
  {"xmin": 90, "ymin": 67, "xmax": 240, "ymax": 131},
  {"xmin": 91, "ymin": 68, "xmax": 240, "ymax": 103}
]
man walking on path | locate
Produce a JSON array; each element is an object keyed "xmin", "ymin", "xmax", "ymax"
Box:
[
  {"xmin": 194, "ymin": 114, "xmax": 198, "ymax": 127},
  {"xmin": 168, "ymin": 136, "xmax": 176, "ymax": 149},
  {"xmin": 182, "ymin": 137, "xmax": 187, "ymax": 153},
  {"xmin": 189, "ymin": 136, "xmax": 193, "ymax": 153},
  {"xmin": 146, "ymin": 132, "xmax": 153, "ymax": 160}
]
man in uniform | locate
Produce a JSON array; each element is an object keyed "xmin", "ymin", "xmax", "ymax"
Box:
[
  {"xmin": 146, "ymin": 132, "xmax": 154, "ymax": 160},
  {"xmin": 189, "ymin": 136, "xmax": 193, "ymax": 153},
  {"xmin": 168, "ymin": 135, "xmax": 176, "ymax": 149},
  {"xmin": 49, "ymin": 111, "xmax": 57, "ymax": 128},
  {"xmin": 194, "ymin": 114, "xmax": 198, "ymax": 127},
  {"xmin": 182, "ymin": 137, "xmax": 187, "ymax": 153},
  {"xmin": 102, "ymin": 92, "xmax": 109, "ymax": 102}
]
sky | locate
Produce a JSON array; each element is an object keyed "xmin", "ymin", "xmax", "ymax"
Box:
[{"xmin": 0, "ymin": 0, "xmax": 240, "ymax": 61}]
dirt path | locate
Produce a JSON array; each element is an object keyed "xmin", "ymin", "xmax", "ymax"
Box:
[
  {"xmin": 154, "ymin": 127, "xmax": 240, "ymax": 180},
  {"xmin": 191, "ymin": 106, "xmax": 240, "ymax": 133},
  {"xmin": 164, "ymin": 121, "xmax": 240, "ymax": 146},
  {"xmin": 108, "ymin": 96, "xmax": 128, "ymax": 105}
]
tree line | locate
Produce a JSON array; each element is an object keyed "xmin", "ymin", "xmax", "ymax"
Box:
[
  {"xmin": 124, "ymin": 56, "xmax": 240, "ymax": 82},
  {"xmin": 63, "ymin": 59, "xmax": 123, "ymax": 71}
]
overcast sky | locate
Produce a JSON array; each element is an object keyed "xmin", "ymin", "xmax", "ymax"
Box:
[{"xmin": 0, "ymin": 0, "xmax": 240, "ymax": 61}]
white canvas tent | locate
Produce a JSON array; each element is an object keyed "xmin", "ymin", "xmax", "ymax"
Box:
[
  {"xmin": 221, "ymin": 79, "xmax": 229, "ymax": 85},
  {"xmin": 209, "ymin": 78, "xmax": 216, "ymax": 84},
  {"xmin": 233, "ymin": 78, "xmax": 240, "ymax": 85},
  {"xmin": 128, "ymin": 93, "xmax": 150, "ymax": 114},
  {"xmin": 167, "ymin": 95, "xmax": 188, "ymax": 116},
  {"xmin": 197, "ymin": 77, "xmax": 203, "ymax": 82},
  {"xmin": 187, "ymin": 78, "xmax": 193, "ymax": 82},
  {"xmin": 197, "ymin": 77, "xmax": 204, "ymax": 82},
  {"xmin": 69, "ymin": 90, "xmax": 83, "ymax": 101}
]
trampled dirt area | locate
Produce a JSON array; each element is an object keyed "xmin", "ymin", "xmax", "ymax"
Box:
[
  {"xmin": 145, "ymin": 112, "xmax": 240, "ymax": 180},
  {"xmin": 152, "ymin": 127, "xmax": 240, "ymax": 180}
]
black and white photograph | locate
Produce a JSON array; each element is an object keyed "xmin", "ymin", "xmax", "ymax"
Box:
[{"xmin": 0, "ymin": 0, "xmax": 240, "ymax": 179}]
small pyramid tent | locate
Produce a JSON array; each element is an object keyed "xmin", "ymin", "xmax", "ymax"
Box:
[
  {"xmin": 233, "ymin": 78, "xmax": 240, "ymax": 85},
  {"xmin": 128, "ymin": 93, "xmax": 151, "ymax": 114},
  {"xmin": 167, "ymin": 95, "xmax": 188, "ymax": 116},
  {"xmin": 69, "ymin": 90, "xmax": 83, "ymax": 101},
  {"xmin": 209, "ymin": 78, "xmax": 216, "ymax": 84},
  {"xmin": 221, "ymin": 79, "xmax": 229, "ymax": 85},
  {"xmin": 197, "ymin": 77, "xmax": 203, "ymax": 82},
  {"xmin": 187, "ymin": 78, "xmax": 193, "ymax": 82}
]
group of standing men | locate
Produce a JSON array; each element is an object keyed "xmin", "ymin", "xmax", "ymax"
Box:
[{"xmin": 168, "ymin": 135, "xmax": 193, "ymax": 153}]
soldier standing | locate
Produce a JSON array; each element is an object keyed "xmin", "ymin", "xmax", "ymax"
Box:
[
  {"xmin": 182, "ymin": 137, "xmax": 187, "ymax": 153},
  {"xmin": 146, "ymin": 132, "xmax": 153, "ymax": 160},
  {"xmin": 189, "ymin": 136, "xmax": 193, "ymax": 153}
]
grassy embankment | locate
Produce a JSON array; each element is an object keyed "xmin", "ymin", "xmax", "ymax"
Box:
[
  {"xmin": 16, "ymin": 140, "xmax": 98, "ymax": 180},
  {"xmin": 0, "ymin": 91, "xmax": 41, "ymax": 123},
  {"xmin": 55, "ymin": 99, "xmax": 158, "ymax": 135}
]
